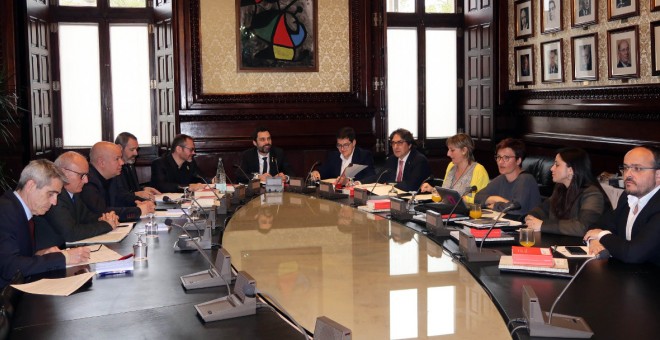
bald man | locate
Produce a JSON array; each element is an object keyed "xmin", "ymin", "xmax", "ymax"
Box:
[
  {"xmin": 80, "ymin": 141, "xmax": 155, "ymax": 222},
  {"xmin": 34, "ymin": 151, "xmax": 119, "ymax": 249}
]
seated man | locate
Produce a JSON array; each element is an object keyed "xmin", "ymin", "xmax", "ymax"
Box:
[
  {"xmin": 381, "ymin": 128, "xmax": 431, "ymax": 192},
  {"xmin": 0, "ymin": 159, "xmax": 90, "ymax": 288},
  {"xmin": 584, "ymin": 146, "xmax": 660, "ymax": 265},
  {"xmin": 151, "ymin": 134, "xmax": 204, "ymax": 193},
  {"xmin": 310, "ymin": 127, "xmax": 376, "ymax": 185},
  {"xmin": 35, "ymin": 152, "xmax": 119, "ymax": 249},
  {"xmin": 80, "ymin": 141, "xmax": 155, "ymax": 222},
  {"xmin": 237, "ymin": 127, "xmax": 293, "ymax": 183},
  {"xmin": 110, "ymin": 132, "xmax": 161, "ymax": 206}
]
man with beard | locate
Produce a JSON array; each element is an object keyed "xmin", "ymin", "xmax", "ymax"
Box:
[
  {"xmin": 110, "ymin": 132, "xmax": 160, "ymax": 206},
  {"xmin": 237, "ymin": 127, "xmax": 293, "ymax": 183},
  {"xmin": 584, "ymin": 146, "xmax": 660, "ymax": 265},
  {"xmin": 151, "ymin": 134, "xmax": 205, "ymax": 193}
]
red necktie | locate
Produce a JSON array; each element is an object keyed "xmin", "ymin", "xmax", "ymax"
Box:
[
  {"xmin": 396, "ymin": 159, "xmax": 404, "ymax": 182},
  {"xmin": 28, "ymin": 218, "xmax": 35, "ymax": 248}
]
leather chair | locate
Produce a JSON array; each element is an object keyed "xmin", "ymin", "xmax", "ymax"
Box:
[{"xmin": 521, "ymin": 155, "xmax": 555, "ymax": 198}]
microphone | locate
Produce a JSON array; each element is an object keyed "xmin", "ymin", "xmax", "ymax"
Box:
[
  {"xmin": 369, "ymin": 168, "xmax": 390, "ymax": 196},
  {"xmin": 522, "ymin": 250, "xmax": 609, "ymax": 338},
  {"xmin": 195, "ymin": 174, "xmax": 225, "ymax": 202},
  {"xmin": 478, "ymin": 201, "xmax": 521, "ymax": 252},
  {"xmin": 163, "ymin": 196, "xmax": 212, "ymax": 250},
  {"xmin": 444, "ymin": 185, "xmax": 477, "ymax": 228},
  {"xmin": 306, "ymin": 161, "xmax": 320, "ymax": 186},
  {"xmin": 164, "ymin": 218, "xmax": 233, "ymax": 292},
  {"xmin": 408, "ymin": 174, "xmax": 434, "ymax": 210},
  {"xmin": 233, "ymin": 163, "xmax": 251, "ymax": 184}
]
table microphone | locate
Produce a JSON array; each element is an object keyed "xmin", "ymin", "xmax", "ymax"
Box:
[
  {"xmin": 306, "ymin": 161, "xmax": 320, "ymax": 186},
  {"xmin": 164, "ymin": 218, "xmax": 231, "ymax": 294},
  {"xmin": 444, "ymin": 185, "xmax": 477, "ymax": 228},
  {"xmin": 163, "ymin": 195, "xmax": 212, "ymax": 249},
  {"xmin": 408, "ymin": 174, "xmax": 433, "ymax": 210},
  {"xmin": 369, "ymin": 168, "xmax": 390, "ymax": 196},
  {"xmin": 478, "ymin": 201, "xmax": 521, "ymax": 252},
  {"xmin": 233, "ymin": 163, "xmax": 251, "ymax": 184},
  {"xmin": 195, "ymin": 175, "xmax": 225, "ymax": 202}
]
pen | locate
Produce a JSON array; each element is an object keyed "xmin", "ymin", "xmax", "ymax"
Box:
[
  {"xmin": 98, "ymin": 270, "xmax": 132, "ymax": 277},
  {"xmin": 118, "ymin": 253, "xmax": 134, "ymax": 260}
]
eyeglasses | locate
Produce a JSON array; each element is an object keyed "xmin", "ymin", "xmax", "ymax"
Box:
[
  {"xmin": 390, "ymin": 140, "xmax": 406, "ymax": 147},
  {"xmin": 619, "ymin": 165, "xmax": 658, "ymax": 175},
  {"xmin": 181, "ymin": 146, "xmax": 196, "ymax": 152},
  {"xmin": 62, "ymin": 167, "xmax": 88, "ymax": 180},
  {"xmin": 494, "ymin": 155, "xmax": 516, "ymax": 162},
  {"xmin": 90, "ymin": 245, "xmax": 103, "ymax": 252},
  {"xmin": 336, "ymin": 142, "xmax": 353, "ymax": 149}
]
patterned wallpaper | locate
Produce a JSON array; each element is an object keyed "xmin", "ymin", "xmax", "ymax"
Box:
[
  {"xmin": 200, "ymin": 0, "xmax": 350, "ymax": 94},
  {"xmin": 508, "ymin": 0, "xmax": 660, "ymax": 89}
]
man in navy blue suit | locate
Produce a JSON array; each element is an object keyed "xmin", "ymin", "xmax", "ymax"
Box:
[
  {"xmin": 237, "ymin": 127, "xmax": 293, "ymax": 183},
  {"xmin": 381, "ymin": 128, "xmax": 431, "ymax": 192},
  {"xmin": 310, "ymin": 127, "xmax": 376, "ymax": 185},
  {"xmin": 585, "ymin": 146, "xmax": 660, "ymax": 265},
  {"xmin": 0, "ymin": 159, "xmax": 91, "ymax": 288}
]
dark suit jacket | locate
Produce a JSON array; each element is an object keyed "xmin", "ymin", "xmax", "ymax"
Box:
[
  {"xmin": 617, "ymin": 60, "xmax": 631, "ymax": 68},
  {"xmin": 150, "ymin": 153, "xmax": 201, "ymax": 193},
  {"xmin": 109, "ymin": 164, "xmax": 144, "ymax": 207},
  {"xmin": 317, "ymin": 147, "xmax": 376, "ymax": 182},
  {"xmin": 381, "ymin": 148, "xmax": 431, "ymax": 192},
  {"xmin": 80, "ymin": 165, "xmax": 142, "ymax": 222},
  {"xmin": 34, "ymin": 190, "xmax": 113, "ymax": 249},
  {"xmin": 598, "ymin": 189, "xmax": 660, "ymax": 266},
  {"xmin": 237, "ymin": 146, "xmax": 293, "ymax": 183},
  {"xmin": 0, "ymin": 191, "xmax": 65, "ymax": 288}
]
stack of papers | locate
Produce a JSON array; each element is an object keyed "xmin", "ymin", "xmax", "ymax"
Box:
[
  {"xmin": 498, "ymin": 256, "xmax": 569, "ymax": 274},
  {"xmin": 11, "ymin": 272, "xmax": 96, "ymax": 296},
  {"xmin": 66, "ymin": 223, "xmax": 135, "ymax": 245}
]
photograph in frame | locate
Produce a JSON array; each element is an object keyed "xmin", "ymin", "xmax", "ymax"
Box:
[
  {"xmin": 572, "ymin": 33, "xmax": 598, "ymax": 81},
  {"xmin": 515, "ymin": 45, "xmax": 534, "ymax": 85},
  {"xmin": 653, "ymin": 0, "xmax": 660, "ymax": 12},
  {"xmin": 543, "ymin": 0, "xmax": 562, "ymax": 33},
  {"xmin": 573, "ymin": 0, "xmax": 598, "ymax": 27},
  {"xmin": 652, "ymin": 21, "xmax": 660, "ymax": 76},
  {"xmin": 542, "ymin": 39, "xmax": 563, "ymax": 83},
  {"xmin": 608, "ymin": 0, "xmax": 638, "ymax": 21},
  {"xmin": 607, "ymin": 26, "xmax": 639, "ymax": 79},
  {"xmin": 515, "ymin": 0, "xmax": 534, "ymax": 39}
]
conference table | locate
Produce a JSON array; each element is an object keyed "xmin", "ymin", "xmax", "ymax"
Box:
[{"xmin": 9, "ymin": 191, "xmax": 660, "ymax": 339}]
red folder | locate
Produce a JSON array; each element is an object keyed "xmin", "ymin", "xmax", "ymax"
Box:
[{"xmin": 511, "ymin": 246, "xmax": 554, "ymax": 267}]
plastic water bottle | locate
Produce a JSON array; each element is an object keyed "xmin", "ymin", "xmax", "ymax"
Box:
[{"xmin": 215, "ymin": 157, "xmax": 227, "ymax": 193}]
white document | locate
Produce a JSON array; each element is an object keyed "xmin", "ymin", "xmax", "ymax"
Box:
[
  {"xmin": 66, "ymin": 222, "xmax": 135, "ymax": 245},
  {"xmin": 66, "ymin": 245, "xmax": 123, "ymax": 268},
  {"xmin": 12, "ymin": 272, "xmax": 95, "ymax": 296},
  {"xmin": 555, "ymin": 246, "xmax": 594, "ymax": 258},
  {"xmin": 344, "ymin": 164, "xmax": 367, "ymax": 178},
  {"xmin": 354, "ymin": 183, "xmax": 405, "ymax": 196}
]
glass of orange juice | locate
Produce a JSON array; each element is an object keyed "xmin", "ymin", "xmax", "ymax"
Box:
[
  {"xmin": 469, "ymin": 204, "xmax": 482, "ymax": 219},
  {"xmin": 431, "ymin": 188, "xmax": 442, "ymax": 203},
  {"xmin": 519, "ymin": 228, "xmax": 535, "ymax": 247}
]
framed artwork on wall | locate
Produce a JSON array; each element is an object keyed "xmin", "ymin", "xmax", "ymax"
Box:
[
  {"xmin": 542, "ymin": 0, "xmax": 562, "ymax": 33},
  {"xmin": 572, "ymin": 0, "xmax": 598, "ymax": 27},
  {"xmin": 515, "ymin": 45, "xmax": 534, "ymax": 85},
  {"xmin": 541, "ymin": 39, "xmax": 563, "ymax": 82},
  {"xmin": 651, "ymin": 21, "xmax": 660, "ymax": 76},
  {"xmin": 571, "ymin": 33, "xmax": 598, "ymax": 81},
  {"xmin": 607, "ymin": 25, "xmax": 639, "ymax": 79},
  {"xmin": 608, "ymin": 0, "xmax": 638, "ymax": 21},
  {"xmin": 515, "ymin": 0, "xmax": 534, "ymax": 39},
  {"xmin": 653, "ymin": 0, "xmax": 660, "ymax": 12}
]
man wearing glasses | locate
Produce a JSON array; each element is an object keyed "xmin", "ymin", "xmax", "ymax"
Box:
[
  {"xmin": 150, "ymin": 134, "xmax": 205, "ymax": 193},
  {"xmin": 237, "ymin": 127, "xmax": 293, "ymax": 183},
  {"xmin": 381, "ymin": 128, "xmax": 431, "ymax": 192},
  {"xmin": 584, "ymin": 146, "xmax": 660, "ymax": 265},
  {"xmin": 310, "ymin": 127, "xmax": 375, "ymax": 185},
  {"xmin": 35, "ymin": 151, "xmax": 119, "ymax": 249}
]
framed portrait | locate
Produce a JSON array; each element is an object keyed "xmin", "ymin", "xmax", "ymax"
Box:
[
  {"xmin": 652, "ymin": 21, "xmax": 660, "ymax": 76},
  {"xmin": 515, "ymin": 45, "xmax": 534, "ymax": 85},
  {"xmin": 572, "ymin": 0, "xmax": 598, "ymax": 27},
  {"xmin": 608, "ymin": 0, "xmax": 638, "ymax": 21},
  {"xmin": 541, "ymin": 40, "xmax": 563, "ymax": 83},
  {"xmin": 653, "ymin": 0, "xmax": 660, "ymax": 12},
  {"xmin": 515, "ymin": 0, "xmax": 534, "ymax": 39},
  {"xmin": 542, "ymin": 0, "xmax": 562, "ymax": 33},
  {"xmin": 607, "ymin": 26, "xmax": 639, "ymax": 79},
  {"xmin": 236, "ymin": 0, "xmax": 318, "ymax": 72},
  {"xmin": 571, "ymin": 33, "xmax": 598, "ymax": 81}
]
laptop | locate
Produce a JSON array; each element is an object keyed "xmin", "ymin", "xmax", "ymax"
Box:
[{"xmin": 414, "ymin": 186, "xmax": 470, "ymax": 216}]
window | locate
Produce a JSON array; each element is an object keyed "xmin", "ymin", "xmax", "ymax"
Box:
[{"xmin": 385, "ymin": 0, "xmax": 462, "ymax": 144}]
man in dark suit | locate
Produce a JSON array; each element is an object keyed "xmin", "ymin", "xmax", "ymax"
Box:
[
  {"xmin": 150, "ymin": 134, "xmax": 205, "ymax": 193},
  {"xmin": 110, "ymin": 132, "xmax": 161, "ymax": 206},
  {"xmin": 0, "ymin": 159, "xmax": 90, "ymax": 288},
  {"xmin": 81, "ymin": 141, "xmax": 154, "ymax": 222},
  {"xmin": 381, "ymin": 128, "xmax": 431, "ymax": 192},
  {"xmin": 237, "ymin": 127, "xmax": 293, "ymax": 183},
  {"xmin": 35, "ymin": 152, "xmax": 119, "ymax": 249},
  {"xmin": 310, "ymin": 127, "xmax": 376, "ymax": 184},
  {"xmin": 616, "ymin": 39, "xmax": 632, "ymax": 68},
  {"xmin": 584, "ymin": 146, "xmax": 660, "ymax": 265}
]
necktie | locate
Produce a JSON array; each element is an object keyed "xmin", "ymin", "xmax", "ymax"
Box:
[
  {"xmin": 396, "ymin": 159, "xmax": 404, "ymax": 182},
  {"xmin": 28, "ymin": 218, "xmax": 35, "ymax": 248},
  {"xmin": 633, "ymin": 204, "xmax": 639, "ymax": 215},
  {"xmin": 262, "ymin": 157, "xmax": 268, "ymax": 174}
]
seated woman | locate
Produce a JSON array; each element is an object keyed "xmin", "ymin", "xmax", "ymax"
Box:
[
  {"xmin": 474, "ymin": 138, "xmax": 541, "ymax": 217},
  {"xmin": 525, "ymin": 147, "xmax": 609, "ymax": 237},
  {"xmin": 421, "ymin": 133, "xmax": 489, "ymax": 204}
]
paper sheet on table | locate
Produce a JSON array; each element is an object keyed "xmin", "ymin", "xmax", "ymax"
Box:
[
  {"xmin": 66, "ymin": 245, "xmax": 123, "ymax": 268},
  {"xmin": 401, "ymin": 193, "xmax": 433, "ymax": 200},
  {"xmin": 353, "ymin": 183, "xmax": 406, "ymax": 196},
  {"xmin": 344, "ymin": 164, "xmax": 367, "ymax": 178},
  {"xmin": 181, "ymin": 198, "xmax": 217, "ymax": 208},
  {"xmin": 155, "ymin": 193, "xmax": 182, "ymax": 203},
  {"xmin": 11, "ymin": 272, "xmax": 95, "ymax": 296},
  {"xmin": 145, "ymin": 210, "xmax": 184, "ymax": 218},
  {"xmin": 66, "ymin": 223, "xmax": 134, "ymax": 245}
]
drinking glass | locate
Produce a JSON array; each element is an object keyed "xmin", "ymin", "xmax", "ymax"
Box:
[
  {"xmin": 469, "ymin": 204, "xmax": 482, "ymax": 219},
  {"xmin": 519, "ymin": 228, "xmax": 535, "ymax": 247},
  {"xmin": 431, "ymin": 188, "xmax": 442, "ymax": 202}
]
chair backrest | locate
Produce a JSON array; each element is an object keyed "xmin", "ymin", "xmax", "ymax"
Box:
[{"xmin": 521, "ymin": 155, "xmax": 555, "ymax": 198}]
